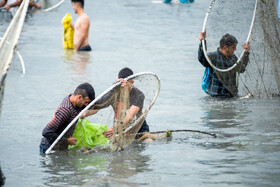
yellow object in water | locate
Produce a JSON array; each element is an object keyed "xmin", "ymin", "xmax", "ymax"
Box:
[{"xmin": 62, "ymin": 13, "xmax": 74, "ymax": 49}]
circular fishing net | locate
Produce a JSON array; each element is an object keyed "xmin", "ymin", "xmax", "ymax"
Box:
[
  {"xmin": 46, "ymin": 72, "xmax": 161, "ymax": 154},
  {"xmin": 202, "ymin": 0, "xmax": 280, "ymax": 98},
  {"xmin": 88, "ymin": 72, "xmax": 160, "ymax": 152}
]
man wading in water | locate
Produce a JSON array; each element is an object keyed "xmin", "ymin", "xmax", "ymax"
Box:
[
  {"xmin": 198, "ymin": 31, "xmax": 251, "ymax": 97},
  {"xmin": 39, "ymin": 83, "xmax": 95, "ymax": 154},
  {"xmin": 71, "ymin": 0, "xmax": 91, "ymax": 52}
]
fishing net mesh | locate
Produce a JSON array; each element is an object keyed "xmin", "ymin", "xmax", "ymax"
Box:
[
  {"xmin": 203, "ymin": 0, "xmax": 280, "ymax": 98},
  {"xmin": 0, "ymin": 0, "xmax": 29, "ymax": 115},
  {"xmin": 85, "ymin": 73, "xmax": 160, "ymax": 152},
  {"xmin": 0, "ymin": 9, "xmax": 13, "ymax": 22}
]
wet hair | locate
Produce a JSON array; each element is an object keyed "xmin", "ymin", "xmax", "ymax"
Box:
[
  {"xmin": 74, "ymin": 83, "xmax": 95, "ymax": 101},
  {"xmin": 220, "ymin": 33, "xmax": 238, "ymax": 48},
  {"xmin": 118, "ymin": 67, "xmax": 133, "ymax": 79},
  {"xmin": 71, "ymin": 0, "xmax": 84, "ymax": 8}
]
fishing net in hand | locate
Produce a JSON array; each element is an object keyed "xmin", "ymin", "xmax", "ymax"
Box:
[
  {"xmin": 201, "ymin": 0, "xmax": 280, "ymax": 98},
  {"xmin": 0, "ymin": 9, "xmax": 13, "ymax": 21},
  {"xmin": 45, "ymin": 72, "xmax": 160, "ymax": 154},
  {"xmin": 0, "ymin": 0, "xmax": 29, "ymax": 116},
  {"xmin": 91, "ymin": 72, "xmax": 160, "ymax": 151}
]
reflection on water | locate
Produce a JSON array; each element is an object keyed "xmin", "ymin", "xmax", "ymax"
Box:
[
  {"xmin": 62, "ymin": 50, "xmax": 92, "ymax": 81},
  {"xmin": 201, "ymin": 97, "xmax": 250, "ymax": 131},
  {"xmin": 41, "ymin": 143, "xmax": 151, "ymax": 186},
  {"xmin": 197, "ymin": 97, "xmax": 280, "ymax": 186}
]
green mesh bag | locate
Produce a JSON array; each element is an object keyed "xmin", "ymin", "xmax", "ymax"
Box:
[{"xmin": 69, "ymin": 119, "xmax": 109, "ymax": 149}]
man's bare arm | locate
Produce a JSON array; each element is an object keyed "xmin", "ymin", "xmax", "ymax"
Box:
[
  {"xmin": 103, "ymin": 105, "xmax": 140, "ymax": 139},
  {"xmin": 4, "ymin": 0, "xmax": 21, "ymax": 10},
  {"xmin": 123, "ymin": 105, "xmax": 140, "ymax": 128},
  {"xmin": 80, "ymin": 109, "xmax": 99, "ymax": 119},
  {"xmin": 0, "ymin": 0, "xmax": 7, "ymax": 8}
]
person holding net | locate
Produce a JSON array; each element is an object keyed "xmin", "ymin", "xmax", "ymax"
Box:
[
  {"xmin": 39, "ymin": 83, "xmax": 95, "ymax": 154},
  {"xmin": 198, "ymin": 31, "xmax": 251, "ymax": 97},
  {"xmin": 82, "ymin": 67, "xmax": 150, "ymax": 140}
]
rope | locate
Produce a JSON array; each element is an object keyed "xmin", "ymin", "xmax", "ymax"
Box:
[{"xmin": 137, "ymin": 129, "xmax": 217, "ymax": 138}]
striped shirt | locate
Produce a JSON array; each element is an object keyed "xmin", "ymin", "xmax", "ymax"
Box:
[
  {"xmin": 198, "ymin": 42, "xmax": 249, "ymax": 97},
  {"xmin": 40, "ymin": 94, "xmax": 81, "ymax": 150}
]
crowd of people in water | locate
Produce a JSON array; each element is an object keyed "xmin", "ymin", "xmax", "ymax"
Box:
[
  {"xmin": 41, "ymin": 0, "xmax": 252, "ymax": 154},
  {"xmin": 0, "ymin": 0, "xmax": 278, "ymax": 159}
]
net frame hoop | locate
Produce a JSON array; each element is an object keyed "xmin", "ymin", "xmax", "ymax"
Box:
[
  {"xmin": 123, "ymin": 72, "xmax": 160, "ymax": 133},
  {"xmin": 0, "ymin": 37, "xmax": 25, "ymax": 74},
  {"xmin": 41, "ymin": 0, "xmax": 65, "ymax": 12},
  {"xmin": 0, "ymin": 0, "xmax": 29, "ymax": 84},
  {"xmin": 201, "ymin": 0, "xmax": 258, "ymax": 73},
  {"xmin": 45, "ymin": 72, "xmax": 160, "ymax": 154}
]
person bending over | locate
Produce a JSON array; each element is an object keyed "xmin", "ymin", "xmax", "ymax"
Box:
[{"xmin": 39, "ymin": 83, "xmax": 95, "ymax": 154}]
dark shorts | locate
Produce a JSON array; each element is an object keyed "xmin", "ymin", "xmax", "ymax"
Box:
[
  {"xmin": 138, "ymin": 120, "xmax": 149, "ymax": 133},
  {"xmin": 135, "ymin": 120, "xmax": 149, "ymax": 139},
  {"xmin": 39, "ymin": 146, "xmax": 47, "ymax": 155},
  {"xmin": 78, "ymin": 45, "xmax": 92, "ymax": 51}
]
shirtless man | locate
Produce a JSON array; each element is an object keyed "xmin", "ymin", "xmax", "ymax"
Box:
[{"xmin": 71, "ymin": 0, "xmax": 91, "ymax": 52}]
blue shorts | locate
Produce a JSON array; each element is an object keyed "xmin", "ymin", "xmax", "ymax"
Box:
[{"xmin": 39, "ymin": 146, "xmax": 47, "ymax": 155}]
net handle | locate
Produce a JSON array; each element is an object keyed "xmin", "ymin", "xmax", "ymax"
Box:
[
  {"xmin": 45, "ymin": 72, "xmax": 160, "ymax": 154},
  {"xmin": 122, "ymin": 72, "xmax": 160, "ymax": 134},
  {"xmin": 201, "ymin": 0, "xmax": 258, "ymax": 73},
  {"xmin": 0, "ymin": 0, "xmax": 29, "ymax": 83},
  {"xmin": 41, "ymin": 0, "xmax": 65, "ymax": 12},
  {"xmin": 0, "ymin": 37, "xmax": 25, "ymax": 74}
]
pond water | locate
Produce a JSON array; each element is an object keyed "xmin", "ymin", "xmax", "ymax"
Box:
[{"xmin": 0, "ymin": 0, "xmax": 280, "ymax": 186}]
